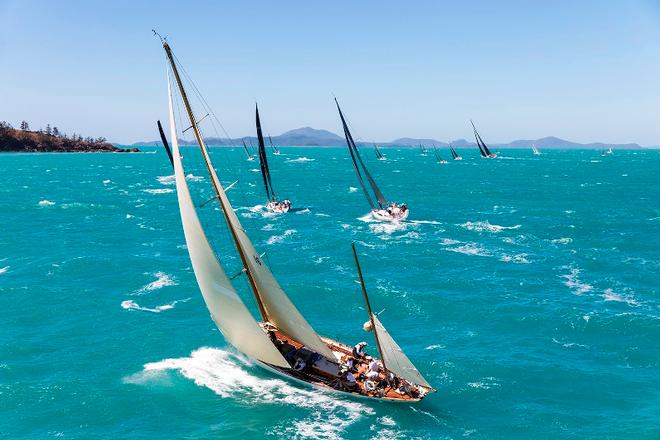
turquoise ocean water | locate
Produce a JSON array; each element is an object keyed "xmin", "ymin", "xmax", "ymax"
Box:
[{"xmin": 1, "ymin": 147, "xmax": 658, "ymax": 439}]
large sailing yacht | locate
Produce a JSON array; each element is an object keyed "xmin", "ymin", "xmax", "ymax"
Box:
[
  {"xmin": 155, "ymin": 36, "xmax": 432, "ymax": 401},
  {"xmin": 334, "ymin": 98, "xmax": 409, "ymax": 221}
]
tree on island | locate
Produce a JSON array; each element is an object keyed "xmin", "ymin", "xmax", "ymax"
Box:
[
  {"xmin": 20, "ymin": 121, "xmax": 30, "ymax": 131},
  {"xmin": 52, "ymin": 127, "xmax": 59, "ymax": 137}
]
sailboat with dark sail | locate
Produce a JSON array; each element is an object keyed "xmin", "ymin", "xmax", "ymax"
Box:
[
  {"xmin": 449, "ymin": 144, "xmax": 463, "ymax": 161},
  {"xmin": 268, "ymin": 135, "xmax": 281, "ymax": 155},
  {"xmin": 470, "ymin": 120, "xmax": 497, "ymax": 158},
  {"xmin": 433, "ymin": 146, "xmax": 448, "ymax": 164},
  {"xmin": 334, "ymin": 98, "xmax": 409, "ymax": 221},
  {"xmin": 156, "ymin": 37, "xmax": 432, "ymax": 402},
  {"xmin": 242, "ymin": 139, "xmax": 256, "ymax": 161},
  {"xmin": 374, "ymin": 144, "xmax": 386, "ymax": 161},
  {"xmin": 256, "ymin": 104, "xmax": 291, "ymax": 213}
]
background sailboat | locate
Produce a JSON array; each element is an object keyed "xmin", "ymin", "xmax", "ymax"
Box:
[
  {"xmin": 449, "ymin": 144, "xmax": 463, "ymax": 160},
  {"xmin": 532, "ymin": 144, "xmax": 541, "ymax": 155},
  {"xmin": 374, "ymin": 144, "xmax": 386, "ymax": 160},
  {"xmin": 256, "ymin": 104, "xmax": 291, "ymax": 213},
  {"xmin": 433, "ymin": 146, "xmax": 448, "ymax": 164},
  {"xmin": 335, "ymin": 98, "xmax": 409, "ymax": 221},
  {"xmin": 242, "ymin": 139, "xmax": 255, "ymax": 161},
  {"xmin": 268, "ymin": 134, "xmax": 281, "ymax": 155},
  {"xmin": 470, "ymin": 120, "xmax": 497, "ymax": 158}
]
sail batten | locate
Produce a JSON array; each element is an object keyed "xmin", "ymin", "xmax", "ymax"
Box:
[{"xmin": 165, "ymin": 70, "xmax": 289, "ymax": 368}]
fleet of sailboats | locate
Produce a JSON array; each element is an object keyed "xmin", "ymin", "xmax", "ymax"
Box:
[{"xmin": 157, "ymin": 38, "xmax": 432, "ymax": 402}]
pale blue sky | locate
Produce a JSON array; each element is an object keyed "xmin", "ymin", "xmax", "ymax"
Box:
[{"xmin": 1, "ymin": 0, "xmax": 660, "ymax": 145}]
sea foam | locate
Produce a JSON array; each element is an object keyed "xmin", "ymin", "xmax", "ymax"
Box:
[{"xmin": 125, "ymin": 347, "xmax": 374, "ymax": 439}]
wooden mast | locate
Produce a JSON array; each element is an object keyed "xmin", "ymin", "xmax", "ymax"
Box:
[
  {"xmin": 351, "ymin": 242, "xmax": 387, "ymax": 372},
  {"xmin": 162, "ymin": 41, "xmax": 269, "ymax": 322}
]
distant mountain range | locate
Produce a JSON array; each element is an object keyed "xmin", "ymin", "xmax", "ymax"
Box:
[{"xmin": 133, "ymin": 126, "xmax": 647, "ymax": 150}]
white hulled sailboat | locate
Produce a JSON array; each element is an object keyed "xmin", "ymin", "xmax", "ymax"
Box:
[
  {"xmin": 334, "ymin": 98, "xmax": 409, "ymax": 222},
  {"xmin": 255, "ymin": 104, "xmax": 291, "ymax": 213}
]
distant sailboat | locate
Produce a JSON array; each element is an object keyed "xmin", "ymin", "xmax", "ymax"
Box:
[
  {"xmin": 449, "ymin": 144, "xmax": 463, "ymax": 161},
  {"xmin": 374, "ymin": 144, "xmax": 386, "ymax": 161},
  {"xmin": 335, "ymin": 98, "xmax": 409, "ymax": 221},
  {"xmin": 268, "ymin": 135, "xmax": 281, "ymax": 155},
  {"xmin": 433, "ymin": 146, "xmax": 448, "ymax": 164},
  {"xmin": 157, "ymin": 37, "xmax": 432, "ymax": 401},
  {"xmin": 419, "ymin": 144, "xmax": 428, "ymax": 156},
  {"xmin": 603, "ymin": 147, "xmax": 613, "ymax": 155},
  {"xmin": 470, "ymin": 120, "xmax": 497, "ymax": 158},
  {"xmin": 242, "ymin": 139, "xmax": 255, "ymax": 161},
  {"xmin": 532, "ymin": 145, "xmax": 541, "ymax": 155},
  {"xmin": 256, "ymin": 104, "xmax": 291, "ymax": 213}
]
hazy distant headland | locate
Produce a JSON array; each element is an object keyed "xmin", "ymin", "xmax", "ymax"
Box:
[
  {"xmin": 133, "ymin": 126, "xmax": 648, "ymax": 150},
  {"xmin": 0, "ymin": 121, "xmax": 138, "ymax": 153}
]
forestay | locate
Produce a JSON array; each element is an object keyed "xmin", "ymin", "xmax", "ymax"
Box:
[
  {"xmin": 372, "ymin": 314, "xmax": 431, "ymax": 388},
  {"xmin": 166, "ymin": 76, "xmax": 289, "ymax": 368}
]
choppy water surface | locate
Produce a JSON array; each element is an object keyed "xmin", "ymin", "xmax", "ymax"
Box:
[{"xmin": 1, "ymin": 147, "xmax": 658, "ymax": 439}]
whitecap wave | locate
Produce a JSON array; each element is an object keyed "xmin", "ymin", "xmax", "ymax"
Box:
[
  {"xmin": 158, "ymin": 174, "xmax": 203, "ymax": 185},
  {"xmin": 445, "ymin": 243, "xmax": 491, "ymax": 257},
  {"xmin": 0, "ymin": 266, "xmax": 9, "ymax": 275},
  {"xmin": 348, "ymin": 187, "xmax": 358, "ymax": 193},
  {"xmin": 467, "ymin": 377, "xmax": 500, "ymax": 390},
  {"xmin": 560, "ymin": 267, "xmax": 593, "ymax": 295},
  {"xmin": 137, "ymin": 272, "xmax": 177, "ymax": 294},
  {"xmin": 103, "ymin": 179, "xmax": 112, "ymax": 184},
  {"xmin": 424, "ymin": 344, "xmax": 444, "ymax": 351},
  {"xmin": 266, "ymin": 229, "xmax": 296, "ymax": 245},
  {"xmin": 602, "ymin": 288, "xmax": 638, "ymax": 306},
  {"xmin": 121, "ymin": 298, "xmax": 189, "ymax": 313},
  {"xmin": 143, "ymin": 188, "xmax": 175, "ymax": 194},
  {"xmin": 551, "ymin": 237, "xmax": 573, "ymax": 245},
  {"xmin": 38, "ymin": 199, "xmax": 55, "ymax": 206},
  {"xmin": 459, "ymin": 220, "xmax": 521, "ymax": 233},
  {"xmin": 125, "ymin": 347, "xmax": 373, "ymax": 439},
  {"xmin": 285, "ymin": 157, "xmax": 315, "ymax": 163},
  {"xmin": 499, "ymin": 253, "xmax": 530, "ymax": 264}
]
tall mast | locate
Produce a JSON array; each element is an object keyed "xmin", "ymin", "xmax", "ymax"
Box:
[
  {"xmin": 162, "ymin": 41, "xmax": 269, "ymax": 321},
  {"xmin": 351, "ymin": 242, "xmax": 386, "ymax": 371}
]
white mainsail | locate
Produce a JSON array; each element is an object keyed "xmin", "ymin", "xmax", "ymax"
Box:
[
  {"xmin": 163, "ymin": 42, "xmax": 334, "ymax": 360},
  {"xmin": 166, "ymin": 76, "xmax": 289, "ymax": 368},
  {"xmin": 195, "ymin": 141, "xmax": 335, "ymax": 359},
  {"xmin": 372, "ymin": 314, "xmax": 431, "ymax": 388}
]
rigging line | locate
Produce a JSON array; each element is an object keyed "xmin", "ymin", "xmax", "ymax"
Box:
[
  {"xmin": 171, "ymin": 52, "xmax": 236, "ymax": 147},
  {"xmin": 169, "ymin": 52, "xmax": 281, "ymax": 279}
]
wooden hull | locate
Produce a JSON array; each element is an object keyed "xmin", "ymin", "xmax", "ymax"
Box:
[{"xmin": 260, "ymin": 326, "xmax": 431, "ymax": 402}]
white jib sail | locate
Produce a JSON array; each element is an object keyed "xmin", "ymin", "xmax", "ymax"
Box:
[
  {"xmin": 192, "ymin": 121, "xmax": 335, "ymax": 361},
  {"xmin": 372, "ymin": 314, "xmax": 431, "ymax": 388},
  {"xmin": 167, "ymin": 75, "xmax": 289, "ymax": 368}
]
